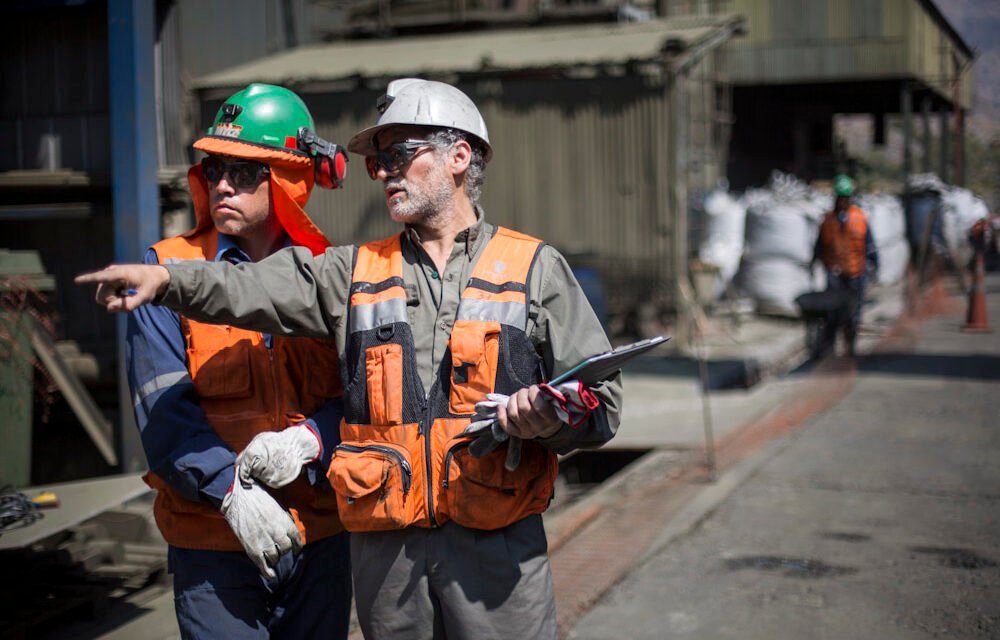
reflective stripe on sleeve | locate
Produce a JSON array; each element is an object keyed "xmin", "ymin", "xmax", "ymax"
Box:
[{"xmin": 133, "ymin": 370, "xmax": 192, "ymax": 409}]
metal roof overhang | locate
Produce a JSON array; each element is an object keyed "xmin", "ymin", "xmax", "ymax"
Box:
[{"xmin": 192, "ymin": 14, "xmax": 746, "ymax": 93}]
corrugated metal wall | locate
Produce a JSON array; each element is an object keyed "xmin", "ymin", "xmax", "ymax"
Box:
[{"xmin": 201, "ymin": 72, "xmax": 687, "ymax": 314}]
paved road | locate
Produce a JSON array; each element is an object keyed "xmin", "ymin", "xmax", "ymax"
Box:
[{"xmin": 569, "ymin": 275, "xmax": 1000, "ymax": 639}]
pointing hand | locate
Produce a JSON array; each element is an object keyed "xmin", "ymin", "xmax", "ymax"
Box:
[{"xmin": 74, "ymin": 264, "xmax": 170, "ymax": 313}]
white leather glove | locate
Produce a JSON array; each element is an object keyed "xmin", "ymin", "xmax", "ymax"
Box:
[
  {"xmin": 220, "ymin": 472, "xmax": 302, "ymax": 579},
  {"xmin": 237, "ymin": 424, "xmax": 321, "ymax": 489},
  {"xmin": 462, "ymin": 393, "xmax": 522, "ymax": 471},
  {"xmin": 461, "ymin": 380, "xmax": 598, "ymax": 471}
]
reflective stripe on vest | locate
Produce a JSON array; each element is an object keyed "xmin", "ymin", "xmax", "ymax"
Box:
[
  {"xmin": 457, "ymin": 227, "xmax": 540, "ymax": 330},
  {"xmin": 332, "ymin": 227, "xmax": 558, "ymax": 532},
  {"xmin": 350, "ymin": 237, "xmax": 409, "ymax": 333}
]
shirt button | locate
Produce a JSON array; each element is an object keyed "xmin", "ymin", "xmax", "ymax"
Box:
[
  {"xmin": 446, "ymin": 273, "xmax": 455, "ymax": 282},
  {"xmin": 439, "ymin": 320, "xmax": 448, "ymax": 330}
]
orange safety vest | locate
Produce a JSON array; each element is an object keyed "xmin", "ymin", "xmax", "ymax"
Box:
[
  {"xmin": 144, "ymin": 230, "xmax": 344, "ymax": 551},
  {"xmin": 328, "ymin": 227, "xmax": 559, "ymax": 532},
  {"xmin": 819, "ymin": 205, "xmax": 869, "ymax": 278}
]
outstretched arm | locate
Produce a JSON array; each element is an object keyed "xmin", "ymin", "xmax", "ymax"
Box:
[{"xmin": 76, "ymin": 245, "xmax": 356, "ymax": 340}]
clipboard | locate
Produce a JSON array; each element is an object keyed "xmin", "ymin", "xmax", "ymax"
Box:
[{"xmin": 549, "ymin": 335, "xmax": 669, "ymax": 386}]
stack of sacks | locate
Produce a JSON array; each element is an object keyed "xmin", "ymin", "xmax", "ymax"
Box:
[
  {"xmin": 737, "ymin": 172, "xmax": 826, "ymax": 316},
  {"xmin": 855, "ymin": 194, "xmax": 909, "ymax": 285},
  {"xmin": 940, "ymin": 187, "xmax": 989, "ymax": 269},
  {"xmin": 698, "ymin": 188, "xmax": 747, "ymax": 300}
]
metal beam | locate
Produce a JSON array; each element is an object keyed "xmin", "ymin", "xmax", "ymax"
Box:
[{"xmin": 108, "ymin": 0, "xmax": 159, "ymax": 473}]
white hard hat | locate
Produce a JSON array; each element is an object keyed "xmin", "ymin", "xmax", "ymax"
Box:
[{"xmin": 348, "ymin": 78, "xmax": 492, "ymax": 162}]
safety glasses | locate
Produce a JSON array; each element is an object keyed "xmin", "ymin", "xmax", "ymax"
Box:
[
  {"xmin": 364, "ymin": 140, "xmax": 433, "ymax": 180},
  {"xmin": 201, "ymin": 156, "xmax": 270, "ymax": 190}
]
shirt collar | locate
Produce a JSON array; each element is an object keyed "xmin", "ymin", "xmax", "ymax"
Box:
[
  {"xmin": 402, "ymin": 207, "xmax": 487, "ymax": 260},
  {"xmin": 214, "ymin": 233, "xmax": 291, "ymax": 263}
]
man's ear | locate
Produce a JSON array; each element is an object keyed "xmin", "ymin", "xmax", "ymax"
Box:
[{"xmin": 449, "ymin": 139, "xmax": 472, "ymax": 175}]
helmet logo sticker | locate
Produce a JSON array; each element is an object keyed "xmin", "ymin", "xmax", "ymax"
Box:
[{"xmin": 213, "ymin": 122, "xmax": 243, "ymax": 138}]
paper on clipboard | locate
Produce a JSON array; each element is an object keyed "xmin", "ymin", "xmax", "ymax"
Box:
[{"xmin": 549, "ymin": 335, "xmax": 669, "ymax": 386}]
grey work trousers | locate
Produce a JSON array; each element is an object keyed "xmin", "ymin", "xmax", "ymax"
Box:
[{"xmin": 351, "ymin": 514, "xmax": 557, "ymax": 640}]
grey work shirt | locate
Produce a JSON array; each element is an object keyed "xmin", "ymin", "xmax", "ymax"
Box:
[{"xmin": 161, "ymin": 214, "xmax": 622, "ymax": 453}]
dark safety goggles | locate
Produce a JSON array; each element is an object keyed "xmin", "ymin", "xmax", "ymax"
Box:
[
  {"xmin": 364, "ymin": 140, "xmax": 433, "ymax": 180},
  {"xmin": 201, "ymin": 156, "xmax": 270, "ymax": 189}
]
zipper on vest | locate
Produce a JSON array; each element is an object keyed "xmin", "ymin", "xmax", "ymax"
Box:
[
  {"xmin": 441, "ymin": 440, "xmax": 470, "ymax": 489},
  {"xmin": 421, "ymin": 390, "xmax": 437, "ymax": 527},
  {"xmin": 336, "ymin": 443, "xmax": 412, "ymax": 494}
]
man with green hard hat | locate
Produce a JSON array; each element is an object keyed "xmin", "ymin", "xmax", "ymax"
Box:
[
  {"xmin": 812, "ymin": 174, "xmax": 879, "ymax": 356},
  {"xmin": 123, "ymin": 83, "xmax": 351, "ymax": 638}
]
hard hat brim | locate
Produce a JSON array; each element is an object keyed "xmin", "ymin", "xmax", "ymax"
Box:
[{"xmin": 194, "ymin": 136, "xmax": 311, "ymax": 166}]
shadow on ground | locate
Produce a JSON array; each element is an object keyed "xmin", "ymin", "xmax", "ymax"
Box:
[
  {"xmin": 790, "ymin": 352, "xmax": 1000, "ymax": 381},
  {"xmin": 857, "ymin": 353, "xmax": 1000, "ymax": 380},
  {"xmin": 623, "ymin": 357, "xmax": 760, "ymax": 390}
]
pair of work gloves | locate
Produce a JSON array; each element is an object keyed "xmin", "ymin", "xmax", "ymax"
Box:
[
  {"xmin": 219, "ymin": 424, "xmax": 321, "ymax": 579},
  {"xmin": 461, "ymin": 380, "xmax": 598, "ymax": 471},
  {"xmin": 223, "ymin": 380, "xmax": 598, "ymax": 576}
]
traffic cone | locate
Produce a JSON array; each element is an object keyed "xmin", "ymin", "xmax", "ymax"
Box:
[{"xmin": 962, "ymin": 252, "xmax": 992, "ymax": 333}]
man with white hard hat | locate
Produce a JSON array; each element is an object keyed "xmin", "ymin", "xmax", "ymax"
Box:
[{"xmin": 76, "ymin": 78, "xmax": 623, "ymax": 639}]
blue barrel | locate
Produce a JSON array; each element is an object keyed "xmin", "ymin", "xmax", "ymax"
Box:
[
  {"xmin": 907, "ymin": 191, "xmax": 945, "ymax": 256},
  {"xmin": 572, "ymin": 267, "xmax": 608, "ymax": 331}
]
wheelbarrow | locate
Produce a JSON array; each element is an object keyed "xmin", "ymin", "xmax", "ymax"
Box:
[{"xmin": 794, "ymin": 290, "xmax": 856, "ymax": 359}]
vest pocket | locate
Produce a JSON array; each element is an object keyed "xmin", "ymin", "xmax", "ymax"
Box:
[
  {"xmin": 448, "ymin": 320, "xmax": 501, "ymax": 415},
  {"xmin": 440, "ymin": 438, "xmax": 553, "ymax": 530},
  {"xmin": 365, "ymin": 343, "xmax": 403, "ymax": 425},
  {"xmin": 186, "ymin": 325, "xmax": 253, "ymax": 399},
  {"xmin": 328, "ymin": 441, "xmax": 413, "ymax": 531}
]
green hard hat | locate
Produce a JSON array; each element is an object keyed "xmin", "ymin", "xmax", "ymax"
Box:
[
  {"xmin": 833, "ymin": 174, "xmax": 854, "ymax": 197},
  {"xmin": 205, "ymin": 83, "xmax": 314, "ymax": 152}
]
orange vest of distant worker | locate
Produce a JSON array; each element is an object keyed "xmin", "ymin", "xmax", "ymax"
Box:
[
  {"xmin": 144, "ymin": 227, "xmax": 344, "ymax": 551},
  {"xmin": 327, "ymin": 227, "xmax": 559, "ymax": 532},
  {"xmin": 819, "ymin": 205, "xmax": 868, "ymax": 278}
]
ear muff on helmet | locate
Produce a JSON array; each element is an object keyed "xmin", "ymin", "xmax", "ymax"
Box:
[{"xmin": 298, "ymin": 127, "xmax": 348, "ymax": 189}]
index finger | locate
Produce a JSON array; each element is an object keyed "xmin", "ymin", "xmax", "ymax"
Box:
[{"xmin": 74, "ymin": 267, "xmax": 119, "ymax": 286}]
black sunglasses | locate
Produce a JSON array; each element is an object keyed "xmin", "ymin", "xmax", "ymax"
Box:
[
  {"xmin": 201, "ymin": 156, "xmax": 270, "ymax": 189},
  {"xmin": 364, "ymin": 140, "xmax": 432, "ymax": 180}
]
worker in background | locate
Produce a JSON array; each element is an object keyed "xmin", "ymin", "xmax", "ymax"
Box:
[
  {"xmin": 124, "ymin": 84, "xmax": 351, "ymax": 638},
  {"xmin": 968, "ymin": 216, "xmax": 994, "ymax": 260},
  {"xmin": 77, "ymin": 78, "xmax": 623, "ymax": 640},
  {"xmin": 811, "ymin": 174, "xmax": 879, "ymax": 356}
]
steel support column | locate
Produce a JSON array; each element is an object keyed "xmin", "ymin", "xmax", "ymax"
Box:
[
  {"xmin": 939, "ymin": 107, "xmax": 949, "ymax": 183},
  {"xmin": 921, "ymin": 96, "xmax": 931, "ymax": 174},
  {"xmin": 901, "ymin": 83, "xmax": 913, "ymax": 267},
  {"xmin": 108, "ymin": 0, "xmax": 159, "ymax": 473}
]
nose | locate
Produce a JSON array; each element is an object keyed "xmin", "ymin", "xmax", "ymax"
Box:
[{"xmin": 212, "ymin": 172, "xmax": 236, "ymax": 195}]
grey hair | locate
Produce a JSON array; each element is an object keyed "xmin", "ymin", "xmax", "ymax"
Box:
[{"xmin": 425, "ymin": 128, "xmax": 487, "ymax": 205}]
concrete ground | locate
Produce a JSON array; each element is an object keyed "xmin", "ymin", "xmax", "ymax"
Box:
[{"xmin": 563, "ymin": 274, "xmax": 1000, "ymax": 639}]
